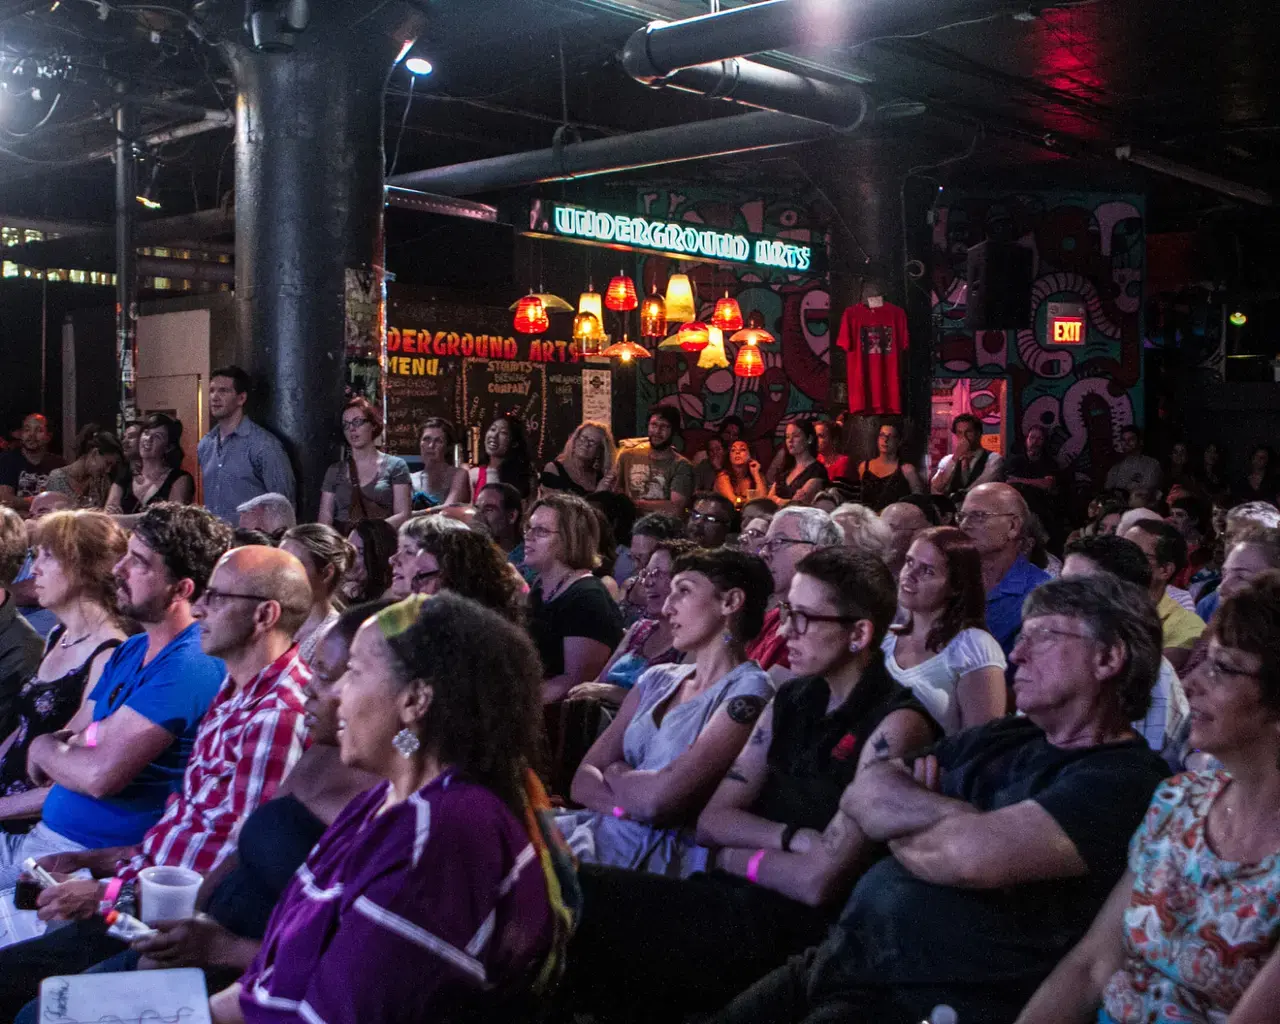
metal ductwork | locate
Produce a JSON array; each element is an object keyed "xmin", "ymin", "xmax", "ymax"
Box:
[
  {"xmin": 3, "ymin": 207, "xmax": 235, "ymax": 269},
  {"xmin": 652, "ymin": 58, "xmax": 867, "ymax": 129},
  {"xmin": 620, "ymin": 0, "xmax": 1009, "ymax": 82},
  {"xmin": 137, "ymin": 256, "xmax": 236, "ymax": 284},
  {"xmin": 388, "ymin": 110, "xmax": 840, "ymax": 196}
]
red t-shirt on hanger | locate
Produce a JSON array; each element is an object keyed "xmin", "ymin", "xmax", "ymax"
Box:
[{"xmin": 836, "ymin": 300, "xmax": 909, "ymax": 414}]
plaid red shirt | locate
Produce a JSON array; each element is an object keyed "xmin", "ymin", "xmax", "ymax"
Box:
[{"xmin": 115, "ymin": 645, "xmax": 310, "ymax": 885}]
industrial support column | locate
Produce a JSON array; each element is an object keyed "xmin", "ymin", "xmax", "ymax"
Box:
[
  {"xmin": 114, "ymin": 97, "xmax": 138, "ymax": 432},
  {"xmin": 223, "ymin": 0, "xmax": 426, "ymax": 521},
  {"xmin": 811, "ymin": 135, "xmax": 939, "ymax": 460}
]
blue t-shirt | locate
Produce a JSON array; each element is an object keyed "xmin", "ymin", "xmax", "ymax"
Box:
[
  {"xmin": 1196, "ymin": 589, "xmax": 1220, "ymax": 623},
  {"xmin": 43, "ymin": 623, "xmax": 226, "ymax": 849},
  {"xmin": 985, "ymin": 556, "xmax": 1052, "ymax": 656}
]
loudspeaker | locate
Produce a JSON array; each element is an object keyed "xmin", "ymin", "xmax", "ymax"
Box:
[{"xmin": 965, "ymin": 240, "xmax": 1034, "ymax": 330}]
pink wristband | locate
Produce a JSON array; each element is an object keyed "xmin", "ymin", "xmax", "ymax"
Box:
[
  {"xmin": 102, "ymin": 877, "xmax": 123, "ymax": 907},
  {"xmin": 745, "ymin": 849, "xmax": 766, "ymax": 884},
  {"xmin": 611, "ymin": 806, "xmax": 626, "ymax": 819},
  {"xmin": 83, "ymin": 722, "xmax": 99, "ymax": 749}
]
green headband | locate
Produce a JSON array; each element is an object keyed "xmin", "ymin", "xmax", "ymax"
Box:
[{"xmin": 376, "ymin": 594, "xmax": 429, "ymax": 640}]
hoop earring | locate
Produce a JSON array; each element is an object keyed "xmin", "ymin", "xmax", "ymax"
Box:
[{"xmin": 392, "ymin": 728, "xmax": 421, "ymax": 758}]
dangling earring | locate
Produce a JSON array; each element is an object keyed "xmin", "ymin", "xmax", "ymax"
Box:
[
  {"xmin": 722, "ymin": 630, "xmax": 735, "ymax": 647},
  {"xmin": 392, "ymin": 727, "xmax": 421, "ymax": 758}
]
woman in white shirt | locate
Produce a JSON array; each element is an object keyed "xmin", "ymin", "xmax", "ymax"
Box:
[{"xmin": 881, "ymin": 525, "xmax": 1008, "ymax": 734}]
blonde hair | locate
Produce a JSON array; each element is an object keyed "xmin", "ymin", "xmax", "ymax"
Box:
[
  {"xmin": 559, "ymin": 420, "xmax": 617, "ymax": 478},
  {"xmin": 528, "ymin": 492, "xmax": 600, "ymax": 571}
]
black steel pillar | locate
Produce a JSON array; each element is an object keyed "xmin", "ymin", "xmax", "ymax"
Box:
[
  {"xmin": 223, "ymin": 0, "xmax": 426, "ymax": 521},
  {"xmin": 810, "ymin": 135, "xmax": 938, "ymax": 460},
  {"xmin": 114, "ymin": 96, "xmax": 138, "ymax": 431}
]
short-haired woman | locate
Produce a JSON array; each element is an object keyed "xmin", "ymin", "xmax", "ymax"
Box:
[
  {"xmin": 279, "ymin": 524, "xmax": 355, "ymax": 663},
  {"xmin": 560, "ymin": 548, "xmax": 773, "ymax": 877},
  {"xmin": 0, "ymin": 511, "xmax": 127, "ymax": 879},
  {"xmin": 769, "ymin": 421, "xmax": 828, "ymax": 508},
  {"xmin": 409, "ymin": 418, "xmax": 470, "ymax": 509},
  {"xmin": 45, "ymin": 432, "xmax": 123, "ymax": 510},
  {"xmin": 319, "ymin": 398, "xmax": 411, "ymax": 536},
  {"xmin": 210, "ymin": 594, "xmax": 580, "ymax": 1024},
  {"xmin": 1017, "ymin": 571, "xmax": 1280, "ymax": 1024},
  {"xmin": 882, "ymin": 526, "xmax": 1008, "ymax": 734},
  {"xmin": 524, "ymin": 493, "xmax": 624, "ymax": 703},
  {"xmin": 542, "ymin": 420, "xmax": 617, "ymax": 497},
  {"xmin": 340, "ymin": 519, "xmax": 397, "ymax": 604},
  {"xmin": 105, "ymin": 413, "xmax": 194, "ymax": 515},
  {"xmin": 391, "ymin": 516, "xmax": 524, "ymax": 623}
]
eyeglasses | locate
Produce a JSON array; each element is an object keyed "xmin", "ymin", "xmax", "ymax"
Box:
[
  {"xmin": 759, "ymin": 537, "xmax": 818, "ymax": 556},
  {"xmin": 200, "ymin": 588, "xmax": 271, "ymax": 606},
  {"xmin": 524, "ymin": 526, "xmax": 558, "ymax": 541},
  {"xmin": 1012, "ymin": 623, "xmax": 1095, "ymax": 650},
  {"xmin": 637, "ymin": 567, "xmax": 671, "ymax": 584},
  {"xmin": 778, "ymin": 600, "xmax": 860, "ymax": 637},
  {"xmin": 690, "ymin": 511, "xmax": 730, "ymax": 526},
  {"xmin": 342, "ymin": 417, "xmax": 370, "ymax": 431},
  {"xmin": 411, "ymin": 568, "xmax": 441, "ymax": 589},
  {"xmin": 956, "ymin": 511, "xmax": 1017, "ymax": 526}
]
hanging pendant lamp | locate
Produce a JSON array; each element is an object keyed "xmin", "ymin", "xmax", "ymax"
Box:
[
  {"xmin": 605, "ymin": 273, "xmax": 638, "ymax": 312},
  {"xmin": 509, "ymin": 291, "xmax": 573, "ymax": 313},
  {"xmin": 729, "ymin": 326, "xmax": 775, "ymax": 345},
  {"xmin": 602, "ymin": 336, "xmax": 652, "ymax": 363},
  {"xmin": 710, "ymin": 294, "xmax": 744, "ymax": 332},
  {"xmin": 734, "ymin": 343, "xmax": 765, "ymax": 378},
  {"xmin": 697, "ymin": 326, "xmax": 729, "ymax": 369},
  {"xmin": 675, "ymin": 321, "xmax": 710, "ymax": 353},
  {"xmin": 578, "ymin": 287, "xmax": 604, "ymax": 324},
  {"xmin": 572, "ymin": 311, "xmax": 607, "ymax": 356},
  {"xmin": 640, "ymin": 289, "xmax": 667, "ymax": 338},
  {"xmin": 513, "ymin": 293, "xmax": 549, "ymax": 334},
  {"xmin": 664, "ymin": 273, "xmax": 697, "ymax": 322}
]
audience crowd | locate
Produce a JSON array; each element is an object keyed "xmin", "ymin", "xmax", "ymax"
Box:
[{"xmin": 0, "ymin": 378, "xmax": 1277, "ymax": 1024}]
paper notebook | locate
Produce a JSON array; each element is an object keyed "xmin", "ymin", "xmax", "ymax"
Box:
[{"xmin": 39, "ymin": 967, "xmax": 211, "ymax": 1024}]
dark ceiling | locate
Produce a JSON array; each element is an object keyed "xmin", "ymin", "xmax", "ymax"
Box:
[{"xmin": 0, "ymin": 0, "xmax": 1277, "ymax": 231}]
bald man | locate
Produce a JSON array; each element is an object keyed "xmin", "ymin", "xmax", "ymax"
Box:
[
  {"xmin": 0, "ymin": 539, "xmax": 311, "ymax": 994},
  {"xmin": 959, "ymin": 483, "xmax": 1051, "ymax": 654},
  {"xmin": 0, "ymin": 414, "xmax": 65, "ymax": 512}
]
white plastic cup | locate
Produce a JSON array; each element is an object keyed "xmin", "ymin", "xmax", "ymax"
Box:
[{"xmin": 137, "ymin": 866, "xmax": 202, "ymax": 924}]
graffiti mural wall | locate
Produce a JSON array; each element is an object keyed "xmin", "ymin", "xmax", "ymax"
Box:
[
  {"xmin": 931, "ymin": 192, "xmax": 1145, "ymax": 488},
  {"xmin": 631, "ymin": 189, "xmax": 829, "ymax": 461}
]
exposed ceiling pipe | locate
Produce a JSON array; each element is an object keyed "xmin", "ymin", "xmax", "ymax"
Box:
[
  {"xmin": 620, "ymin": 0, "xmax": 1009, "ymax": 82},
  {"xmin": 387, "ymin": 110, "xmax": 840, "ymax": 196},
  {"xmin": 0, "ymin": 214, "xmax": 105, "ymax": 238},
  {"xmin": 651, "ymin": 58, "xmax": 868, "ymax": 128},
  {"xmin": 78, "ymin": 110, "xmax": 234, "ymax": 164},
  {"xmin": 1115, "ymin": 146, "xmax": 1273, "ymax": 208},
  {"xmin": 385, "ymin": 186, "xmax": 499, "ymax": 222},
  {"xmin": 3, "ymin": 207, "xmax": 235, "ymax": 268},
  {"xmin": 138, "ymin": 256, "xmax": 235, "ymax": 284}
]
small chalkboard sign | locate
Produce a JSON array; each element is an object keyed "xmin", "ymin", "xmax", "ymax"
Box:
[{"xmin": 385, "ymin": 358, "xmax": 461, "ymax": 455}]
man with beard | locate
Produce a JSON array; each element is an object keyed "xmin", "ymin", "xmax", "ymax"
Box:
[
  {"xmin": 0, "ymin": 503, "xmax": 230, "ymax": 876},
  {"xmin": 0, "ymin": 414, "xmax": 66, "ymax": 513},
  {"xmin": 611, "ymin": 406, "xmax": 694, "ymax": 517},
  {"xmin": 198, "ymin": 366, "xmax": 295, "ymax": 524},
  {"xmin": 0, "ymin": 528, "xmax": 312, "ymax": 1013}
]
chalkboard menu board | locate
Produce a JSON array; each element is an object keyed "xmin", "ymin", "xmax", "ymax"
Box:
[{"xmin": 384, "ymin": 292, "xmax": 608, "ymax": 463}]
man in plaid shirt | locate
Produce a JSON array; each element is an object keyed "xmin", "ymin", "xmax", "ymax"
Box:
[{"xmin": 0, "ymin": 545, "xmax": 312, "ymax": 1014}]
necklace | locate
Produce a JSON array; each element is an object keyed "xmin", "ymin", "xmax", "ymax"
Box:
[
  {"xmin": 59, "ymin": 631, "xmax": 91, "ymax": 649},
  {"xmin": 543, "ymin": 569, "xmax": 589, "ymax": 603}
]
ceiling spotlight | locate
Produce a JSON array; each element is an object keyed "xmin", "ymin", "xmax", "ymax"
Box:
[{"xmin": 405, "ymin": 57, "xmax": 433, "ymax": 76}]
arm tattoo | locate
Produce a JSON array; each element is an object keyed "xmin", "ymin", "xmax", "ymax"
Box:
[
  {"xmin": 820, "ymin": 814, "xmax": 850, "ymax": 856},
  {"xmin": 749, "ymin": 726, "xmax": 771, "ymax": 748},
  {"xmin": 872, "ymin": 733, "xmax": 891, "ymax": 760},
  {"xmin": 726, "ymin": 695, "xmax": 767, "ymax": 726},
  {"xmin": 724, "ymin": 766, "xmax": 749, "ymax": 784}
]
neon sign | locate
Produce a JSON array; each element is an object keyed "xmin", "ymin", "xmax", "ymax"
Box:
[
  {"xmin": 528, "ymin": 201, "xmax": 821, "ymax": 274},
  {"xmin": 1046, "ymin": 300, "xmax": 1086, "ymax": 345}
]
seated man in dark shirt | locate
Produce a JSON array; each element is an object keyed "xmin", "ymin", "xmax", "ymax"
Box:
[
  {"xmin": 710, "ymin": 573, "xmax": 1171, "ymax": 1024},
  {"xmin": 555, "ymin": 548, "xmax": 939, "ymax": 1020}
]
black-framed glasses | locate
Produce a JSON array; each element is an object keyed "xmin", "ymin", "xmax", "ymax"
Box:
[
  {"xmin": 759, "ymin": 537, "xmax": 818, "ymax": 556},
  {"xmin": 200, "ymin": 588, "xmax": 272, "ymax": 605},
  {"xmin": 342, "ymin": 417, "xmax": 370, "ymax": 431},
  {"xmin": 777, "ymin": 600, "xmax": 860, "ymax": 637}
]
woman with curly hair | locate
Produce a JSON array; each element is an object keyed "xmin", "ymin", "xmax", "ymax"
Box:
[
  {"xmin": 541, "ymin": 420, "xmax": 616, "ymax": 497},
  {"xmin": 0, "ymin": 511, "xmax": 127, "ymax": 865},
  {"xmin": 882, "ymin": 526, "xmax": 1007, "ymax": 734},
  {"xmin": 390, "ymin": 516, "xmax": 524, "ymax": 623},
  {"xmin": 213, "ymin": 594, "xmax": 580, "ymax": 1024},
  {"xmin": 279, "ymin": 524, "xmax": 355, "ymax": 663}
]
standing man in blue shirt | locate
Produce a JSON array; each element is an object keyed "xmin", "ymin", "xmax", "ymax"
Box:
[
  {"xmin": 197, "ymin": 366, "xmax": 295, "ymax": 524},
  {"xmin": 958, "ymin": 482, "xmax": 1051, "ymax": 655},
  {"xmin": 0, "ymin": 504, "xmax": 232, "ymax": 884}
]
